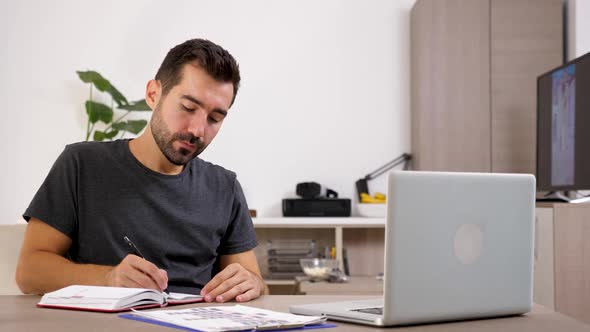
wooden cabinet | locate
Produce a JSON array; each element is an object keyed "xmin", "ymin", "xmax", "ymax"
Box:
[
  {"xmin": 411, "ymin": 0, "xmax": 563, "ymax": 173},
  {"xmin": 553, "ymin": 204, "xmax": 590, "ymax": 323},
  {"xmin": 535, "ymin": 203, "xmax": 590, "ymax": 324}
]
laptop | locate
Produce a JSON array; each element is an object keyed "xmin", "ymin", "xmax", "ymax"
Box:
[{"xmin": 289, "ymin": 170, "xmax": 536, "ymax": 326}]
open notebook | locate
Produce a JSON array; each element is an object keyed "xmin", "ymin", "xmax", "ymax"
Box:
[{"xmin": 37, "ymin": 285, "xmax": 203, "ymax": 313}]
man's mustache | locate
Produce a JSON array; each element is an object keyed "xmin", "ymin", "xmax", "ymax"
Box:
[{"xmin": 173, "ymin": 132, "xmax": 199, "ymax": 145}]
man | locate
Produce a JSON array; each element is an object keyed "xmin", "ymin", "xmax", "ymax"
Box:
[{"xmin": 16, "ymin": 38, "xmax": 267, "ymax": 303}]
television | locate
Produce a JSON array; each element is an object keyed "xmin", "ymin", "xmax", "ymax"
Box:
[{"xmin": 536, "ymin": 51, "xmax": 590, "ymax": 200}]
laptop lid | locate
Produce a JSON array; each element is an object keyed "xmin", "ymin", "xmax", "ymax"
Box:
[
  {"xmin": 382, "ymin": 171, "xmax": 535, "ymax": 325},
  {"xmin": 290, "ymin": 171, "xmax": 535, "ymax": 326}
]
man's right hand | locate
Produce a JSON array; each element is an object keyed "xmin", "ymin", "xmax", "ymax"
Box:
[{"xmin": 105, "ymin": 254, "xmax": 168, "ymax": 291}]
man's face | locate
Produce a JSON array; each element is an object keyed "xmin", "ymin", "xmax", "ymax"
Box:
[{"xmin": 150, "ymin": 64, "xmax": 234, "ymax": 166}]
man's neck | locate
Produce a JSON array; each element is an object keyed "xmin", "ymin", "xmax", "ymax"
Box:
[{"xmin": 129, "ymin": 129, "xmax": 185, "ymax": 175}]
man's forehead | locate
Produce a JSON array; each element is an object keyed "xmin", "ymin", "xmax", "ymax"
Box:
[
  {"xmin": 160, "ymin": 62, "xmax": 232, "ymax": 108},
  {"xmin": 178, "ymin": 63, "xmax": 232, "ymax": 90}
]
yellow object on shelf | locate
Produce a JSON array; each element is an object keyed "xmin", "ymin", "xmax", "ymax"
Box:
[
  {"xmin": 360, "ymin": 192, "xmax": 386, "ymax": 204},
  {"xmin": 373, "ymin": 192, "xmax": 386, "ymax": 200}
]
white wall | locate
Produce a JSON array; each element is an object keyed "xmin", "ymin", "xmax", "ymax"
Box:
[
  {"xmin": 0, "ymin": 0, "xmax": 416, "ymax": 224},
  {"xmin": 568, "ymin": 0, "xmax": 590, "ymax": 59}
]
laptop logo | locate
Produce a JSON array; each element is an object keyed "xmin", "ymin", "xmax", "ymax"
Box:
[{"xmin": 453, "ymin": 224, "xmax": 483, "ymax": 265}]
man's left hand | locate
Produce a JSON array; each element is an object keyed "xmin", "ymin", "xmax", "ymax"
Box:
[{"xmin": 200, "ymin": 263, "xmax": 265, "ymax": 302}]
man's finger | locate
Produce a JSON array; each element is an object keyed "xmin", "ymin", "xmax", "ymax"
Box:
[
  {"xmin": 201, "ymin": 264, "xmax": 239, "ymax": 296},
  {"xmin": 236, "ymin": 288, "xmax": 259, "ymax": 303},
  {"xmin": 216, "ymin": 280, "xmax": 251, "ymax": 303},
  {"xmin": 127, "ymin": 256, "xmax": 168, "ymax": 290},
  {"xmin": 125, "ymin": 265, "xmax": 162, "ymax": 289},
  {"xmin": 204, "ymin": 278, "xmax": 237, "ymax": 302},
  {"xmin": 121, "ymin": 270, "xmax": 159, "ymax": 289},
  {"xmin": 205, "ymin": 269, "xmax": 256, "ymax": 302}
]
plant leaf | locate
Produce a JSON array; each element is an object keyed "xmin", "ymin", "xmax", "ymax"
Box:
[
  {"xmin": 118, "ymin": 99, "xmax": 152, "ymax": 111},
  {"xmin": 93, "ymin": 130, "xmax": 106, "ymax": 141},
  {"xmin": 77, "ymin": 70, "xmax": 128, "ymax": 107},
  {"xmin": 112, "ymin": 120, "xmax": 148, "ymax": 134},
  {"xmin": 105, "ymin": 130, "xmax": 119, "ymax": 139},
  {"xmin": 85, "ymin": 101, "xmax": 113, "ymax": 124}
]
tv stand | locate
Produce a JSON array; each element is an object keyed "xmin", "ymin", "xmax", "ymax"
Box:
[
  {"xmin": 571, "ymin": 195, "xmax": 590, "ymax": 204},
  {"xmin": 536, "ymin": 192, "xmax": 590, "ymax": 204}
]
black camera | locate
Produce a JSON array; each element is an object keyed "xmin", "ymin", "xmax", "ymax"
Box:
[
  {"xmin": 283, "ymin": 182, "xmax": 350, "ymax": 217},
  {"xmin": 295, "ymin": 182, "xmax": 321, "ymax": 199}
]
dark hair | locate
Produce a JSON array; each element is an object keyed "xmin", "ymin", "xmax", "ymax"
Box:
[{"xmin": 155, "ymin": 38, "xmax": 241, "ymax": 106}]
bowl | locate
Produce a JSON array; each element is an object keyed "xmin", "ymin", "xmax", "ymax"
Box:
[
  {"xmin": 357, "ymin": 203, "xmax": 386, "ymax": 217},
  {"xmin": 299, "ymin": 258, "xmax": 339, "ymax": 280}
]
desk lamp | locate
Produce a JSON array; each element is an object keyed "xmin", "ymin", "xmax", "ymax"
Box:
[{"xmin": 355, "ymin": 153, "xmax": 412, "ymax": 201}]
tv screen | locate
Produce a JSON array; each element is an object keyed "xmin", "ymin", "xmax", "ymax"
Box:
[{"xmin": 537, "ymin": 51, "xmax": 590, "ymax": 191}]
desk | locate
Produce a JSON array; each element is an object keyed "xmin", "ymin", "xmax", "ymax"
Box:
[{"xmin": 1, "ymin": 295, "xmax": 589, "ymax": 331}]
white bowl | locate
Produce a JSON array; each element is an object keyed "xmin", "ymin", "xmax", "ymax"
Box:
[
  {"xmin": 299, "ymin": 258, "xmax": 339, "ymax": 280},
  {"xmin": 357, "ymin": 203, "xmax": 386, "ymax": 217}
]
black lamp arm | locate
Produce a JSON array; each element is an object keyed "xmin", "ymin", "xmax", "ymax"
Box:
[
  {"xmin": 355, "ymin": 153, "xmax": 412, "ymax": 201},
  {"xmin": 364, "ymin": 153, "xmax": 412, "ymax": 180}
]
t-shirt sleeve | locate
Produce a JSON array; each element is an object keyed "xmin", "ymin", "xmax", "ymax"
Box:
[
  {"xmin": 217, "ymin": 178, "xmax": 257, "ymax": 255},
  {"xmin": 23, "ymin": 145, "xmax": 78, "ymax": 240}
]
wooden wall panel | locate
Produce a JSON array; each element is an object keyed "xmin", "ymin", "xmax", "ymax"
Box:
[
  {"xmin": 490, "ymin": 0, "xmax": 563, "ymax": 173},
  {"xmin": 411, "ymin": 0, "xmax": 491, "ymax": 172}
]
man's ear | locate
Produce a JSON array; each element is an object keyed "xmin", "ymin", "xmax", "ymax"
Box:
[{"xmin": 145, "ymin": 79, "xmax": 162, "ymax": 110}]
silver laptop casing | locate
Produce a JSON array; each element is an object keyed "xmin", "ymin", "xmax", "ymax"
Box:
[{"xmin": 290, "ymin": 171, "xmax": 535, "ymax": 326}]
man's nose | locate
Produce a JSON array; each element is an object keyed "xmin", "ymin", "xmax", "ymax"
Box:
[{"xmin": 188, "ymin": 112, "xmax": 207, "ymax": 138}]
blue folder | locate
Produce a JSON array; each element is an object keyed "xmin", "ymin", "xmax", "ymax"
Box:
[{"xmin": 119, "ymin": 313, "xmax": 337, "ymax": 332}]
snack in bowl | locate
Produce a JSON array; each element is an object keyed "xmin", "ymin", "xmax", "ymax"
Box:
[{"xmin": 299, "ymin": 258, "xmax": 339, "ymax": 280}]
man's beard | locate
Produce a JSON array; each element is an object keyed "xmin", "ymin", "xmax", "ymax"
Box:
[{"xmin": 150, "ymin": 105, "xmax": 207, "ymax": 166}]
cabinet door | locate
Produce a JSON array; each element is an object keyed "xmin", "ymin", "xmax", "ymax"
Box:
[
  {"xmin": 411, "ymin": 0, "xmax": 491, "ymax": 172},
  {"xmin": 490, "ymin": 0, "xmax": 563, "ymax": 173},
  {"xmin": 343, "ymin": 228, "xmax": 384, "ymax": 276},
  {"xmin": 554, "ymin": 205, "xmax": 590, "ymax": 323},
  {"xmin": 534, "ymin": 207, "xmax": 555, "ymax": 309}
]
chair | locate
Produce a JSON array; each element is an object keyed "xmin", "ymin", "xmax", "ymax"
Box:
[{"xmin": 0, "ymin": 219, "xmax": 26, "ymax": 295}]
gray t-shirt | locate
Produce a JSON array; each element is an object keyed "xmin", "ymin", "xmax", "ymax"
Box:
[{"xmin": 24, "ymin": 139, "xmax": 257, "ymax": 294}]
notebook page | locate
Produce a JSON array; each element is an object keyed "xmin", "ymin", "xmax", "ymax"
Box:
[
  {"xmin": 166, "ymin": 292, "xmax": 203, "ymax": 301},
  {"xmin": 130, "ymin": 305, "xmax": 326, "ymax": 332},
  {"xmin": 42, "ymin": 285, "xmax": 155, "ymax": 299},
  {"xmin": 39, "ymin": 285, "xmax": 163, "ymax": 309}
]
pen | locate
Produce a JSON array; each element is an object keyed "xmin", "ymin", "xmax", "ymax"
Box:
[
  {"xmin": 123, "ymin": 236, "xmax": 168, "ymax": 294},
  {"xmin": 123, "ymin": 236, "xmax": 145, "ymax": 259}
]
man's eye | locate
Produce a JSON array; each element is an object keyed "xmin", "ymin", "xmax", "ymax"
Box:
[
  {"xmin": 182, "ymin": 105, "xmax": 194, "ymax": 112},
  {"xmin": 208, "ymin": 116, "xmax": 221, "ymax": 124}
]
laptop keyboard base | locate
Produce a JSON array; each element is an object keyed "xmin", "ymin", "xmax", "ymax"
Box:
[{"xmin": 350, "ymin": 307, "xmax": 383, "ymax": 315}]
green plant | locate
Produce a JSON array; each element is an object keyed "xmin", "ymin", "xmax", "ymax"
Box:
[{"xmin": 77, "ymin": 70, "xmax": 152, "ymax": 141}]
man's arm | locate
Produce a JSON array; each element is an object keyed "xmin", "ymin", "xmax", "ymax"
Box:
[
  {"xmin": 16, "ymin": 218, "xmax": 168, "ymax": 295},
  {"xmin": 200, "ymin": 250, "xmax": 268, "ymax": 303}
]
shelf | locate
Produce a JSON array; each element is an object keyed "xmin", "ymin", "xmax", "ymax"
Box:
[
  {"xmin": 264, "ymin": 279, "xmax": 297, "ymax": 286},
  {"xmin": 253, "ymin": 217, "xmax": 386, "ymax": 277},
  {"xmin": 252, "ymin": 217, "xmax": 385, "ymax": 228}
]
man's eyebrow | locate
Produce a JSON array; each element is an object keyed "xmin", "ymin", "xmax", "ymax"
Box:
[
  {"xmin": 181, "ymin": 94, "xmax": 204, "ymax": 107},
  {"xmin": 181, "ymin": 94, "xmax": 228, "ymax": 117},
  {"xmin": 213, "ymin": 109, "xmax": 228, "ymax": 117}
]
